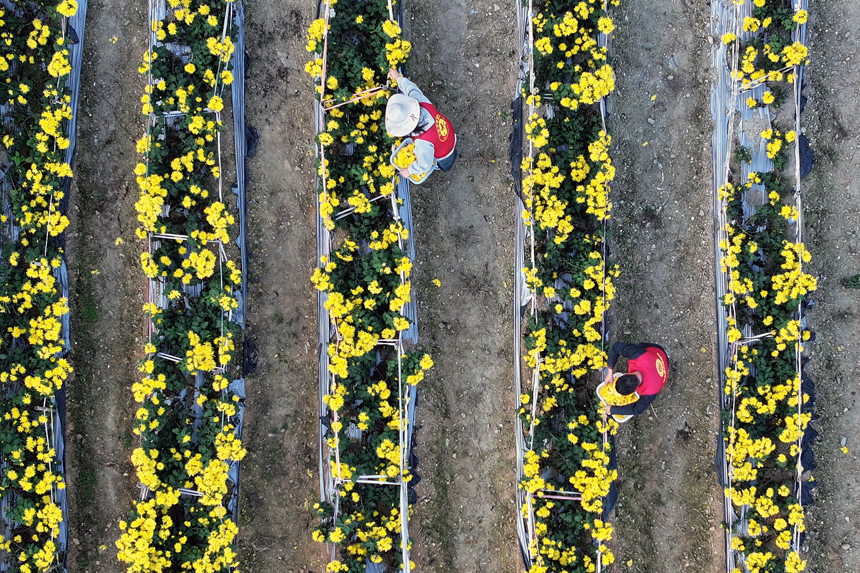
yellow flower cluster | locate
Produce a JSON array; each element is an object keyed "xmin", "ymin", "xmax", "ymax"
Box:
[
  {"xmin": 118, "ymin": 3, "xmax": 246, "ymax": 572},
  {"xmin": 307, "ymin": 5, "xmax": 427, "ymax": 571},
  {"xmin": 729, "ymin": 1, "xmax": 808, "ymax": 90},
  {"xmin": 760, "ymin": 128, "xmax": 796, "ymax": 161},
  {"xmin": 532, "ymin": 4, "xmax": 616, "ymax": 111},
  {"xmin": 305, "ymin": 18, "xmax": 327, "ymax": 53},
  {"xmin": 0, "ymin": 3, "xmax": 83, "ymax": 571},
  {"xmin": 569, "ymin": 439, "xmax": 617, "ymax": 512},
  {"xmin": 521, "ymin": 152, "xmax": 574, "ymax": 242},
  {"xmin": 598, "ymin": 380, "xmax": 637, "ymax": 406},
  {"xmin": 383, "ymin": 20, "xmax": 412, "ymax": 68},
  {"xmin": 521, "ymin": 133, "xmax": 614, "ymax": 244},
  {"xmin": 771, "ymin": 242, "xmax": 816, "ymax": 305}
]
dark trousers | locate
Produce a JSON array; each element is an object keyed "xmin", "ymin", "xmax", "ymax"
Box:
[{"xmin": 436, "ymin": 147, "xmax": 457, "ymax": 172}]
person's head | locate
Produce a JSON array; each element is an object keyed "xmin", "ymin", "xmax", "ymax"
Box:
[
  {"xmin": 385, "ymin": 94, "xmax": 420, "ymax": 137},
  {"xmin": 615, "ymin": 374, "xmax": 640, "ymax": 395}
]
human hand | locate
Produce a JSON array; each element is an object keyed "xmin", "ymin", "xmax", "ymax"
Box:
[
  {"xmin": 602, "ymin": 368, "xmax": 614, "ymax": 385},
  {"xmin": 603, "ymin": 404, "xmax": 613, "ymax": 416},
  {"xmin": 399, "ymin": 167, "xmax": 410, "ymax": 178},
  {"xmin": 388, "ymin": 68, "xmax": 402, "ymax": 82}
]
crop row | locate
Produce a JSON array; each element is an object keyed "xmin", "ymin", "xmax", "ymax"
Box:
[
  {"xmin": 0, "ymin": 2, "xmax": 81, "ymax": 572},
  {"xmin": 717, "ymin": 1, "xmax": 814, "ymax": 572},
  {"xmin": 306, "ymin": 1, "xmax": 431, "ymax": 571},
  {"xmin": 115, "ymin": 2, "xmax": 247, "ymax": 572},
  {"xmin": 515, "ymin": 1, "xmax": 621, "ymax": 572}
]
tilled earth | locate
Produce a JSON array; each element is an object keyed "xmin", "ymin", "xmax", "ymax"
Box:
[
  {"xmin": 799, "ymin": 2, "xmax": 860, "ymax": 572},
  {"xmin": 60, "ymin": 1, "xmax": 860, "ymax": 573},
  {"xmin": 605, "ymin": 0, "xmax": 725, "ymax": 571}
]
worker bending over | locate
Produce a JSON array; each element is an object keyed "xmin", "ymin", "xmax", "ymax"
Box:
[
  {"xmin": 602, "ymin": 342, "xmax": 669, "ymax": 417},
  {"xmin": 385, "ymin": 68, "xmax": 458, "ymax": 178}
]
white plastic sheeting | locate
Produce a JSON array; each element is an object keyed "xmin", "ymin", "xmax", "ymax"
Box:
[
  {"xmin": 710, "ymin": 1, "xmax": 812, "ymax": 571},
  {"xmin": 313, "ymin": 1, "xmax": 420, "ymax": 571}
]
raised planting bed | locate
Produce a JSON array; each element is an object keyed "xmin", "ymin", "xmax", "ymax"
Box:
[
  {"xmin": 115, "ymin": 2, "xmax": 249, "ymax": 571},
  {"xmin": 0, "ymin": 2, "xmax": 87, "ymax": 571},
  {"xmin": 306, "ymin": 1, "xmax": 431, "ymax": 571},
  {"xmin": 512, "ymin": 1, "xmax": 622, "ymax": 572},
  {"xmin": 711, "ymin": 0, "xmax": 815, "ymax": 571}
]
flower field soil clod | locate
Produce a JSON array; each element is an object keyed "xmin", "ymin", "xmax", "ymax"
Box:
[
  {"xmin": 114, "ymin": 1, "xmax": 248, "ymax": 572},
  {"xmin": 0, "ymin": 2, "xmax": 85, "ymax": 572},
  {"xmin": 712, "ymin": 0, "xmax": 815, "ymax": 571},
  {"xmin": 512, "ymin": 1, "xmax": 622, "ymax": 572},
  {"xmin": 306, "ymin": 1, "xmax": 432, "ymax": 571}
]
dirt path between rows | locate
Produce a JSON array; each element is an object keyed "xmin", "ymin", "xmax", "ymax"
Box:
[
  {"xmin": 605, "ymin": 0, "xmax": 726, "ymax": 571},
  {"xmin": 398, "ymin": 3, "xmax": 520, "ymax": 572},
  {"xmin": 800, "ymin": 3, "xmax": 860, "ymax": 571},
  {"xmin": 231, "ymin": 1, "xmax": 323, "ymax": 571},
  {"xmin": 65, "ymin": 2, "xmax": 148, "ymax": 572}
]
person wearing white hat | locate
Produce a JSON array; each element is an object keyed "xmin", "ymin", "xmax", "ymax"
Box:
[{"xmin": 386, "ymin": 68, "xmax": 457, "ymax": 178}]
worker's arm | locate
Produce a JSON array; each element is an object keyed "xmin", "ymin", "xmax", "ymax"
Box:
[
  {"xmin": 405, "ymin": 139, "xmax": 435, "ymax": 176},
  {"xmin": 606, "ymin": 342, "xmax": 648, "ymax": 369},
  {"xmin": 609, "ymin": 392, "xmax": 657, "ymax": 417},
  {"xmin": 390, "ymin": 73, "xmax": 431, "ymax": 104}
]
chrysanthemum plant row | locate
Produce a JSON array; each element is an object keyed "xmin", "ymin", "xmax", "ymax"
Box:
[
  {"xmin": 115, "ymin": 2, "xmax": 247, "ymax": 572},
  {"xmin": 0, "ymin": 2, "xmax": 79, "ymax": 572},
  {"xmin": 306, "ymin": 1, "xmax": 432, "ymax": 571},
  {"xmin": 516, "ymin": 1, "xmax": 622, "ymax": 572},
  {"xmin": 721, "ymin": 0, "xmax": 809, "ymax": 93},
  {"xmin": 718, "ymin": 2, "xmax": 813, "ymax": 572}
]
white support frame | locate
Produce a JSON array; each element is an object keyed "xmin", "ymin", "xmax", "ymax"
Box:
[
  {"xmin": 512, "ymin": 1, "xmax": 616, "ymax": 571},
  {"xmin": 710, "ymin": 1, "xmax": 811, "ymax": 571}
]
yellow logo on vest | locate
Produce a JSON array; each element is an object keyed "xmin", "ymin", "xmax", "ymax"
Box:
[
  {"xmin": 435, "ymin": 114, "xmax": 449, "ymax": 142},
  {"xmin": 655, "ymin": 357, "xmax": 666, "ymax": 378}
]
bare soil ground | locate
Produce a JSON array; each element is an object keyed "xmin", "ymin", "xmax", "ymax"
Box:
[
  {"xmin": 232, "ymin": 1, "xmax": 323, "ymax": 571},
  {"xmin": 799, "ymin": 2, "xmax": 860, "ymax": 571},
  {"xmin": 398, "ymin": 3, "xmax": 521, "ymax": 572},
  {"xmin": 66, "ymin": 2, "xmax": 148, "ymax": 571},
  {"xmin": 60, "ymin": 1, "xmax": 860, "ymax": 573},
  {"xmin": 605, "ymin": 0, "xmax": 726, "ymax": 571}
]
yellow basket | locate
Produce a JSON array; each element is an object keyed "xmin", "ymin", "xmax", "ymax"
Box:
[
  {"xmin": 596, "ymin": 374, "xmax": 640, "ymax": 424},
  {"xmin": 390, "ymin": 138, "xmax": 435, "ymax": 184}
]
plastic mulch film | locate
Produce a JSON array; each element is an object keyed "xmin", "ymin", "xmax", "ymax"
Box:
[
  {"xmin": 314, "ymin": 1, "xmax": 419, "ymax": 571},
  {"xmin": 231, "ymin": 0, "xmax": 248, "ymax": 330},
  {"xmin": 511, "ymin": 1, "xmax": 616, "ymax": 571},
  {"xmin": 0, "ymin": 2, "xmax": 87, "ymax": 571},
  {"xmin": 511, "ymin": 3, "xmax": 530, "ymax": 566},
  {"xmin": 228, "ymin": 9, "xmax": 249, "ymax": 516},
  {"xmin": 135, "ymin": 0, "xmax": 247, "ymax": 559},
  {"xmin": 710, "ymin": 1, "xmax": 813, "ymax": 571}
]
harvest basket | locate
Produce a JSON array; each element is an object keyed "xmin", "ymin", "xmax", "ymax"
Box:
[
  {"xmin": 596, "ymin": 374, "xmax": 640, "ymax": 424},
  {"xmin": 390, "ymin": 137, "xmax": 435, "ymax": 184}
]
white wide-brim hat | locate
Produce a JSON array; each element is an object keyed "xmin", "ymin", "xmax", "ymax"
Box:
[{"xmin": 385, "ymin": 94, "xmax": 421, "ymax": 137}]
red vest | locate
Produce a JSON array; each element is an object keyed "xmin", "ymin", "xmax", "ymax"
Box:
[
  {"xmin": 628, "ymin": 347, "xmax": 669, "ymax": 396},
  {"xmin": 415, "ymin": 102, "xmax": 456, "ymax": 159}
]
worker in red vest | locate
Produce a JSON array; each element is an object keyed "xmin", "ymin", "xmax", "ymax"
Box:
[
  {"xmin": 385, "ymin": 68, "xmax": 458, "ymax": 178},
  {"xmin": 602, "ymin": 342, "xmax": 669, "ymax": 417}
]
